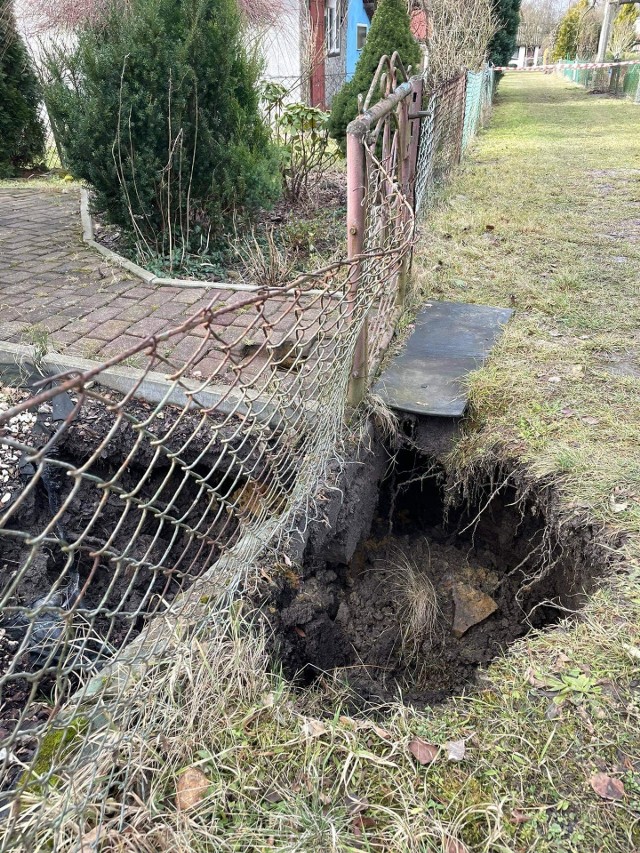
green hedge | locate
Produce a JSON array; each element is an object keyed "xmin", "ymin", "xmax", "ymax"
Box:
[
  {"xmin": 46, "ymin": 0, "xmax": 280, "ymax": 252},
  {"xmin": 0, "ymin": 0, "xmax": 45, "ymax": 176}
]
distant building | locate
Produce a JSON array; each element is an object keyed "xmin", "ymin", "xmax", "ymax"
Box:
[
  {"xmin": 509, "ymin": 24, "xmax": 545, "ymax": 68},
  {"xmin": 259, "ymin": 0, "xmax": 373, "ymax": 107},
  {"xmin": 260, "ymin": 0, "xmax": 426, "ymax": 108},
  {"xmin": 410, "ymin": 7, "xmax": 431, "ymax": 71}
]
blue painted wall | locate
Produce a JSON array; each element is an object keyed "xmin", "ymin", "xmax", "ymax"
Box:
[{"xmin": 346, "ymin": 0, "xmax": 370, "ymax": 80}]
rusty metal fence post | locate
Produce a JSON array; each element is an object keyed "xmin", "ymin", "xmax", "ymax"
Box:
[
  {"xmin": 346, "ymin": 131, "xmax": 367, "ymax": 408},
  {"xmin": 344, "ymin": 64, "xmax": 422, "ymax": 408}
]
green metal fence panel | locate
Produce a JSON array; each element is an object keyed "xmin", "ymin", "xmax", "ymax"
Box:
[
  {"xmin": 558, "ymin": 58, "xmax": 640, "ymax": 100},
  {"xmin": 462, "ymin": 71, "xmax": 483, "ymax": 150},
  {"xmin": 623, "ymin": 64, "xmax": 640, "ymax": 100}
]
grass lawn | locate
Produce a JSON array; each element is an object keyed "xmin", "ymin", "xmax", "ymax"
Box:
[
  {"xmin": 11, "ymin": 75, "xmax": 640, "ymax": 852},
  {"xmin": 416, "ymin": 74, "xmax": 640, "ymax": 535}
]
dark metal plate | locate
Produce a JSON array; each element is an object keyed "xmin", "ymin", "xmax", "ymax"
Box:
[{"xmin": 373, "ymin": 300, "xmax": 513, "ymax": 417}]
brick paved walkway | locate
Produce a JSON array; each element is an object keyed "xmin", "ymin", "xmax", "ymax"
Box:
[{"xmin": 0, "ymin": 187, "xmax": 323, "ymax": 381}]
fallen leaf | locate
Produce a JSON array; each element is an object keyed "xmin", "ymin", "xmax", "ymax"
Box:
[
  {"xmin": 294, "ymin": 626, "xmax": 306, "ymax": 638},
  {"xmin": 302, "ymin": 719, "xmax": 327, "ymax": 738},
  {"xmin": 352, "ymin": 814, "xmax": 376, "ymax": 834},
  {"xmin": 79, "ymin": 828, "xmax": 100, "ymax": 853},
  {"xmin": 485, "ymin": 224, "xmax": 495, "ymax": 231},
  {"xmin": 511, "ymin": 809, "xmax": 532, "ymax": 824},
  {"xmin": 176, "ymin": 767, "xmax": 209, "ymax": 811},
  {"xmin": 408, "ymin": 737, "xmax": 438, "ymax": 765},
  {"xmin": 609, "ymin": 495, "xmax": 629, "ymax": 514},
  {"xmin": 78, "ymin": 828, "xmax": 123, "ymax": 852},
  {"xmin": 548, "ymin": 375, "xmax": 562, "ymax": 384},
  {"xmin": 590, "ymin": 772, "xmax": 625, "ymax": 801},
  {"xmin": 581, "ymin": 415, "xmax": 599, "ymax": 426},
  {"xmin": 344, "ymin": 793, "xmax": 369, "ymax": 815},
  {"xmin": 526, "ymin": 667, "xmax": 545, "ymax": 688},
  {"xmin": 446, "ymin": 739, "xmax": 466, "ymax": 761},
  {"xmin": 560, "ymin": 407, "xmax": 576, "ymax": 417},
  {"xmin": 264, "ymin": 789, "xmax": 284, "ymax": 804},
  {"xmin": 546, "ymin": 700, "xmax": 563, "ymax": 720},
  {"xmin": 623, "ymin": 643, "xmax": 640, "ymax": 661},
  {"xmin": 371, "ymin": 724, "xmax": 392, "ymax": 740}
]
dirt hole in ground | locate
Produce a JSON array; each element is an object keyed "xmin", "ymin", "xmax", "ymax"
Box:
[{"xmin": 267, "ymin": 444, "xmax": 607, "ymax": 705}]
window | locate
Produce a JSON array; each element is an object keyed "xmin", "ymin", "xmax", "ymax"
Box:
[
  {"xmin": 326, "ymin": 0, "xmax": 340, "ymax": 55},
  {"xmin": 356, "ymin": 23, "xmax": 368, "ymax": 51}
]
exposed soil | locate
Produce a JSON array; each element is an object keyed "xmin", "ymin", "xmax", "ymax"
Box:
[
  {"xmin": 92, "ymin": 170, "xmax": 347, "ymax": 284},
  {"xmin": 266, "ymin": 441, "xmax": 611, "ymax": 706},
  {"xmin": 0, "ymin": 380, "xmax": 275, "ymax": 782}
]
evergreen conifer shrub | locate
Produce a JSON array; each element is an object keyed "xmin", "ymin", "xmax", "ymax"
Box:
[
  {"xmin": 46, "ymin": 0, "xmax": 280, "ymax": 254},
  {"xmin": 488, "ymin": 0, "xmax": 521, "ymax": 67},
  {"xmin": 0, "ymin": 0, "xmax": 46, "ymax": 176},
  {"xmin": 552, "ymin": 0, "xmax": 597, "ymax": 61},
  {"xmin": 328, "ymin": 0, "xmax": 422, "ymax": 153}
]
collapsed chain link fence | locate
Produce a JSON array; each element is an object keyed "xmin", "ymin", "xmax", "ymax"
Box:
[
  {"xmin": 557, "ymin": 58, "xmax": 640, "ymax": 100},
  {"xmin": 0, "ymin": 61, "xmax": 493, "ymax": 850}
]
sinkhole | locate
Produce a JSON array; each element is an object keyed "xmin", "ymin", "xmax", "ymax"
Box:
[{"xmin": 266, "ymin": 440, "xmax": 609, "ymax": 705}]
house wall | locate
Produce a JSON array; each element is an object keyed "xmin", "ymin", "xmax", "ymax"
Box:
[
  {"xmin": 258, "ymin": 0, "xmax": 304, "ymax": 100},
  {"xmin": 324, "ymin": 9, "xmax": 347, "ymax": 106},
  {"xmin": 308, "ymin": 0, "xmax": 325, "ymax": 106},
  {"xmin": 346, "ymin": 0, "xmax": 370, "ymax": 80}
]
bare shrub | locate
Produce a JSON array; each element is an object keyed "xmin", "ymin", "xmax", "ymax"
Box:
[
  {"xmin": 20, "ymin": 0, "xmax": 283, "ymax": 32},
  {"xmin": 233, "ymin": 226, "xmax": 297, "ymax": 288},
  {"xmin": 425, "ymin": 0, "xmax": 498, "ymax": 82}
]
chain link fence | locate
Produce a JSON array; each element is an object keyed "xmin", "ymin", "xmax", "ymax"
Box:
[
  {"xmin": 557, "ymin": 59, "xmax": 640, "ymax": 100},
  {"xmin": 0, "ymin": 61, "xmax": 494, "ymax": 850},
  {"xmin": 415, "ymin": 67, "xmax": 494, "ymax": 219}
]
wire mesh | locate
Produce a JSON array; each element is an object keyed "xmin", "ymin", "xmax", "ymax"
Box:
[
  {"xmin": 557, "ymin": 59, "xmax": 640, "ymax": 99},
  {"xmin": 0, "ymin": 63, "xmax": 494, "ymax": 850},
  {"xmin": 416, "ymin": 68, "xmax": 494, "ymax": 219}
]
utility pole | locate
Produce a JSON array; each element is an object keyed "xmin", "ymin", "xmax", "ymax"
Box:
[{"xmin": 596, "ymin": 0, "xmax": 638, "ymax": 63}]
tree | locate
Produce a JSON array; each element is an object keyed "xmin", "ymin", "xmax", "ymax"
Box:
[
  {"xmin": 0, "ymin": 0, "xmax": 46, "ymax": 176},
  {"xmin": 519, "ymin": 0, "xmax": 566, "ymax": 33},
  {"xmin": 426, "ymin": 0, "xmax": 498, "ymax": 83},
  {"xmin": 552, "ymin": 0, "xmax": 599, "ymax": 60},
  {"xmin": 488, "ymin": 0, "xmax": 522, "ymax": 66},
  {"xmin": 328, "ymin": 0, "xmax": 422, "ymax": 152},
  {"xmin": 609, "ymin": 2, "xmax": 639, "ymax": 59},
  {"xmin": 22, "ymin": 0, "xmax": 284, "ymax": 33},
  {"xmin": 45, "ymin": 0, "xmax": 280, "ymax": 257}
]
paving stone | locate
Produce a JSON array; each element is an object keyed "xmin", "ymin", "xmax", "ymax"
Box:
[
  {"xmin": 0, "ymin": 187, "xmax": 301, "ymax": 379},
  {"xmin": 91, "ymin": 319, "xmax": 135, "ymax": 341},
  {"xmin": 97, "ymin": 335, "xmax": 148, "ymax": 359},
  {"xmin": 127, "ymin": 316, "xmax": 172, "ymax": 338}
]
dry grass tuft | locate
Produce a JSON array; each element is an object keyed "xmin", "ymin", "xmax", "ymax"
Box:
[{"xmin": 383, "ymin": 545, "xmax": 442, "ymax": 659}]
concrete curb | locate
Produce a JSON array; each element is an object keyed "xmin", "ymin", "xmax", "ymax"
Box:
[{"xmin": 0, "ymin": 341, "xmax": 284, "ymax": 426}]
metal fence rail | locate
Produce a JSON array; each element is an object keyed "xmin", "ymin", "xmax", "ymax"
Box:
[
  {"xmin": 0, "ymin": 61, "xmax": 494, "ymax": 850},
  {"xmin": 557, "ymin": 58, "xmax": 640, "ymax": 100},
  {"xmin": 415, "ymin": 67, "xmax": 494, "ymax": 219}
]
